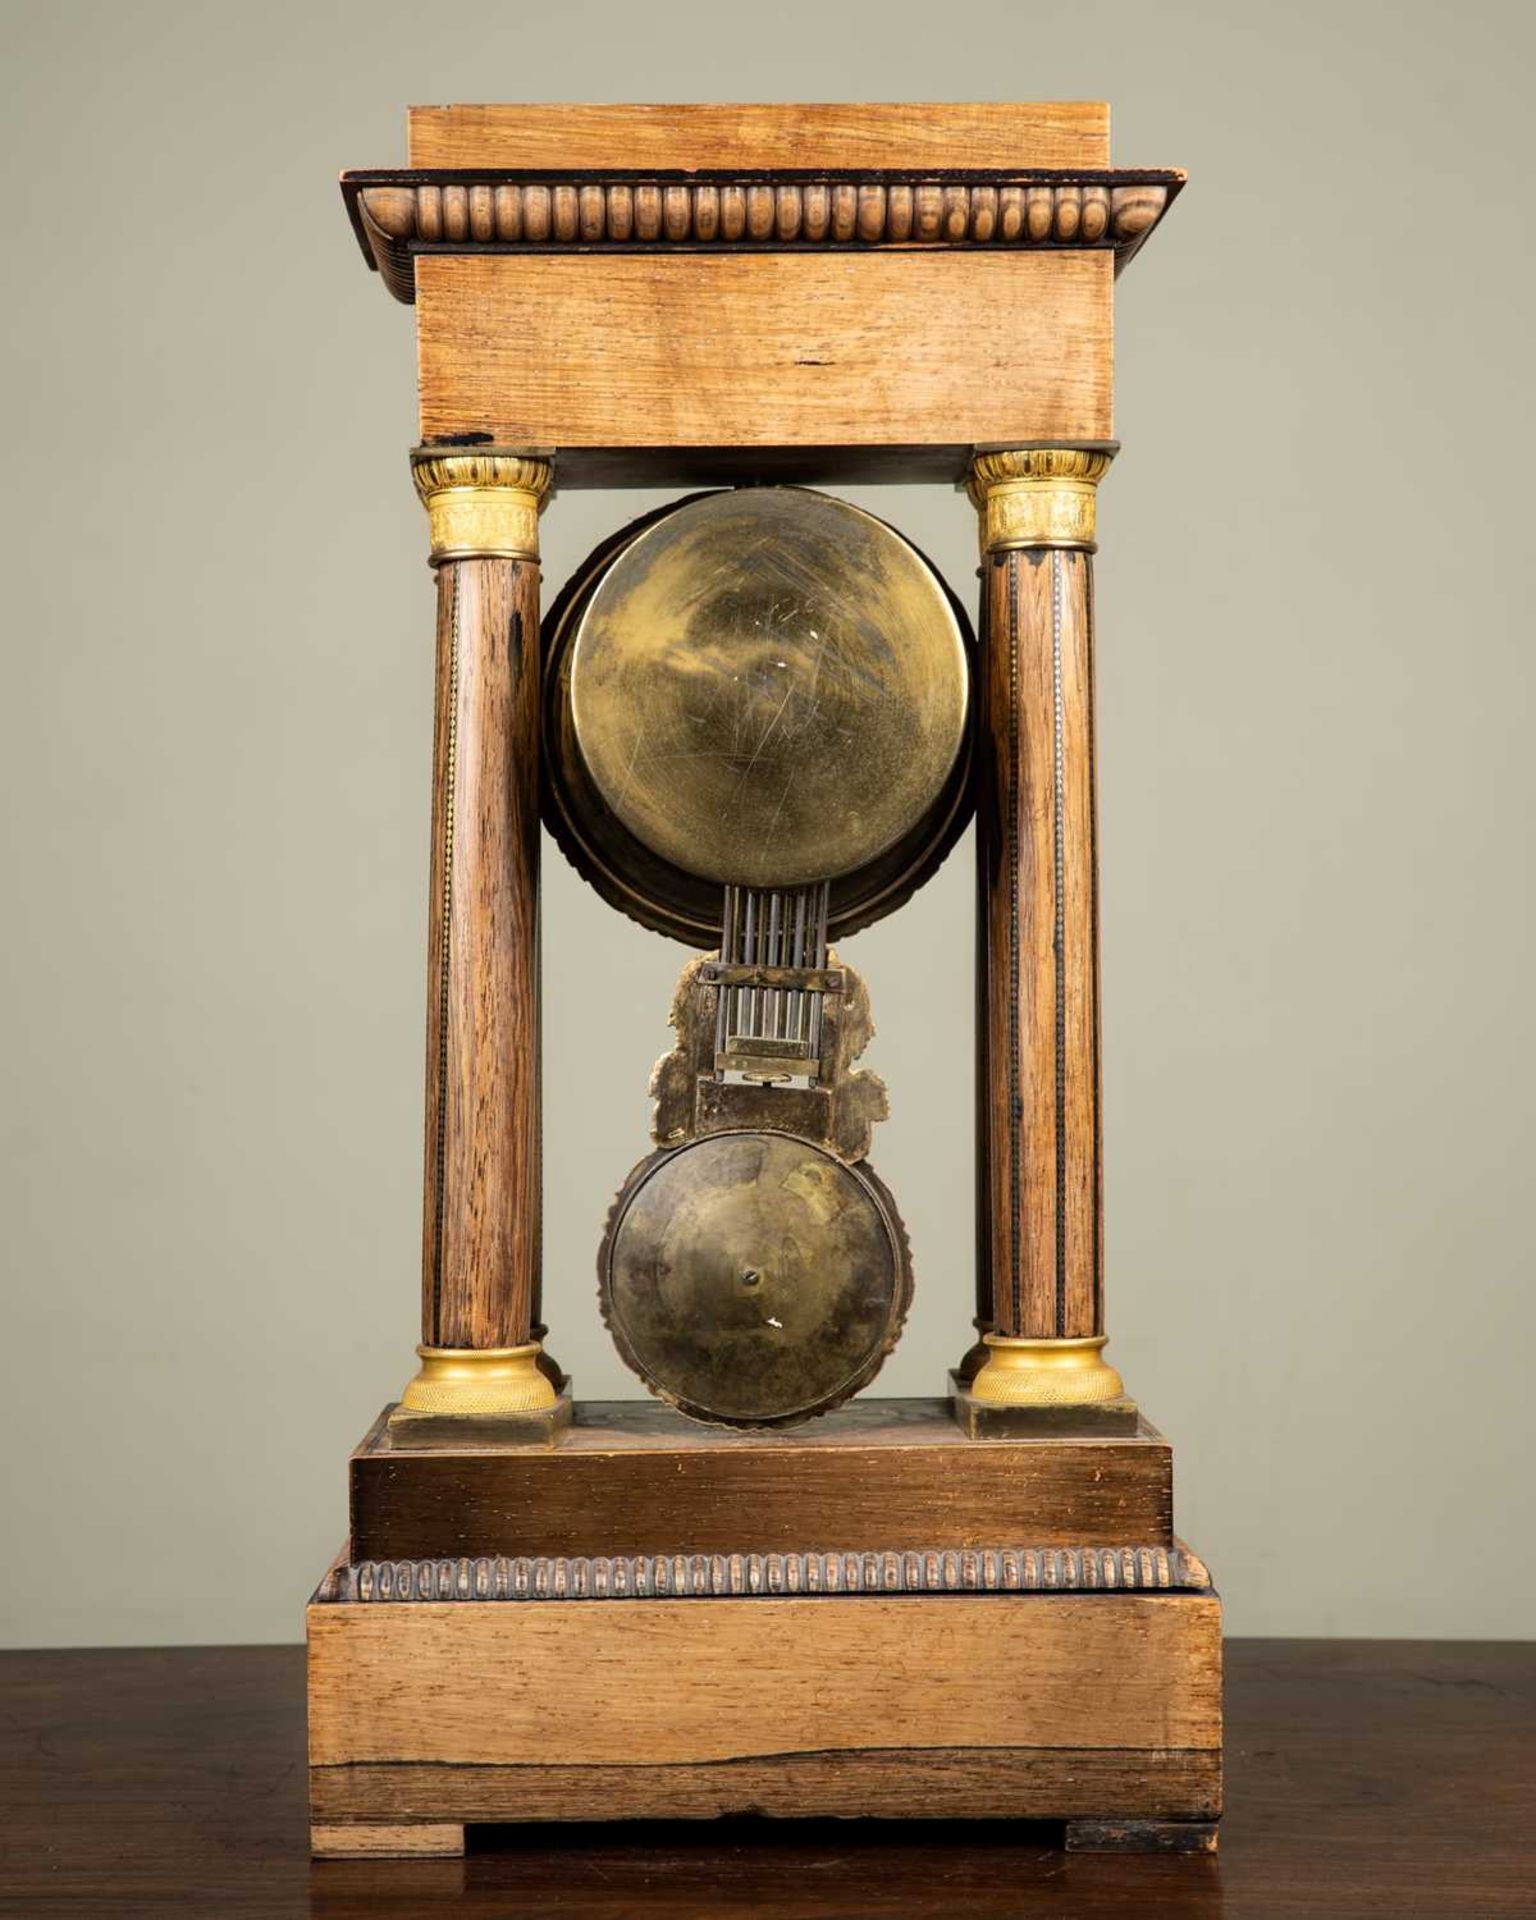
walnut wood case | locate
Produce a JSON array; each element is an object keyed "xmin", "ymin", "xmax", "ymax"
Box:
[{"xmin": 310, "ymin": 100, "xmax": 1215, "ymax": 1860}]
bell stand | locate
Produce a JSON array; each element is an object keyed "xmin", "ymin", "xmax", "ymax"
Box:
[{"xmin": 308, "ymin": 103, "xmax": 1219, "ymax": 1859}]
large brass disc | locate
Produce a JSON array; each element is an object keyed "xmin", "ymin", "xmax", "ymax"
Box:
[
  {"xmin": 600, "ymin": 1131, "xmax": 912, "ymax": 1429},
  {"xmin": 566, "ymin": 487, "xmax": 968, "ymax": 890}
]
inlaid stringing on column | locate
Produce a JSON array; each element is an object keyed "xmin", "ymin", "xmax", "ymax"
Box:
[{"xmin": 427, "ymin": 568, "xmax": 460, "ymax": 1335}]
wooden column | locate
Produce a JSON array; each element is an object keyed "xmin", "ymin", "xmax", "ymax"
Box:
[
  {"xmin": 395, "ymin": 450, "xmax": 562, "ymax": 1420},
  {"xmin": 965, "ymin": 448, "xmax": 1127, "ymax": 1409}
]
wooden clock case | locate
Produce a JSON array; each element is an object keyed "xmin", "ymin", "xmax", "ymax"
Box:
[{"xmin": 307, "ymin": 102, "xmax": 1218, "ymax": 1859}]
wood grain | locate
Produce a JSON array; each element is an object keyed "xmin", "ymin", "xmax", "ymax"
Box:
[
  {"xmin": 406, "ymin": 102, "xmax": 1111, "ymax": 171},
  {"xmin": 348, "ymin": 1399, "xmax": 1173, "ymax": 1559},
  {"xmin": 415, "ymin": 251, "xmax": 1112, "ymax": 451},
  {"xmin": 7, "ymin": 1641, "xmax": 1532, "ymax": 1914},
  {"xmin": 420, "ymin": 558, "xmax": 541, "ymax": 1349},
  {"xmin": 310, "ymin": 1747, "xmax": 1222, "ymax": 1825},
  {"xmin": 306, "ymin": 1591, "xmax": 1222, "ymax": 1768},
  {"xmin": 978, "ymin": 550, "xmax": 1103, "ymax": 1340},
  {"xmin": 311, "ymin": 1823, "xmax": 462, "ymax": 1858}
]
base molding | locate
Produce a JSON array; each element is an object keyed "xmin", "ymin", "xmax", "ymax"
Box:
[
  {"xmin": 948, "ymin": 1370, "xmax": 1140, "ymax": 1438},
  {"xmin": 323, "ymin": 1540, "xmax": 1210, "ymax": 1604}
]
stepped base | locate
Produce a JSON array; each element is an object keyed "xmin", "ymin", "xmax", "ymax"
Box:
[{"xmin": 311, "ymin": 1397, "xmax": 1221, "ymax": 1856}]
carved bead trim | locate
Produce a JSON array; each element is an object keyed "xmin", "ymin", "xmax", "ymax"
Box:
[
  {"xmin": 345, "ymin": 173, "xmax": 1180, "ymax": 303},
  {"xmin": 318, "ymin": 1542, "xmax": 1210, "ymax": 1603}
]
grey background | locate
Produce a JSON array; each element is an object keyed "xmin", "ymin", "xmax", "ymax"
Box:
[{"xmin": 2, "ymin": 1, "xmax": 1530, "ymax": 1647}]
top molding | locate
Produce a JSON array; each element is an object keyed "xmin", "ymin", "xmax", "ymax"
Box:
[{"xmin": 342, "ymin": 103, "xmax": 1184, "ymax": 305}]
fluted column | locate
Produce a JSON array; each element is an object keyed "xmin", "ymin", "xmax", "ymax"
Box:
[
  {"xmin": 395, "ymin": 449, "xmax": 563, "ymax": 1420},
  {"xmin": 964, "ymin": 448, "xmax": 1126, "ymax": 1410}
]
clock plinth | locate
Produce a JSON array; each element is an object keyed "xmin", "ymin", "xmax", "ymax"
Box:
[{"xmin": 310, "ymin": 1400, "xmax": 1217, "ymax": 1854}]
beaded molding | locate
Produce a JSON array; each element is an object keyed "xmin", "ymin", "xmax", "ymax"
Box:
[
  {"xmin": 318, "ymin": 1541, "xmax": 1211, "ymax": 1603},
  {"xmin": 343, "ymin": 170, "xmax": 1183, "ymax": 301}
]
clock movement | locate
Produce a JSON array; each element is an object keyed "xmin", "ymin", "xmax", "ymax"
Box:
[
  {"xmin": 550, "ymin": 483, "xmax": 968, "ymax": 1427},
  {"xmin": 307, "ymin": 101, "xmax": 1219, "ymax": 1859}
]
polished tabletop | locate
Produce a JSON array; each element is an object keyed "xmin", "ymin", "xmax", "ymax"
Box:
[{"xmin": 1, "ymin": 1639, "xmax": 1531, "ymax": 1917}]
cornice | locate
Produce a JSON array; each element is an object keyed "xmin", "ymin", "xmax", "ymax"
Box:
[{"xmin": 341, "ymin": 167, "xmax": 1184, "ymax": 303}]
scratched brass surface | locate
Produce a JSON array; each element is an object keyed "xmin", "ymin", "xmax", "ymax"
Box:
[
  {"xmin": 600, "ymin": 1131, "xmax": 913, "ymax": 1428},
  {"xmin": 543, "ymin": 494, "xmax": 974, "ymax": 945},
  {"xmin": 565, "ymin": 487, "xmax": 968, "ymax": 889}
]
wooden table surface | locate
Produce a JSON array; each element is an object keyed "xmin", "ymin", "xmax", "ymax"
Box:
[{"xmin": 1, "ymin": 1639, "xmax": 1530, "ymax": 1917}]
